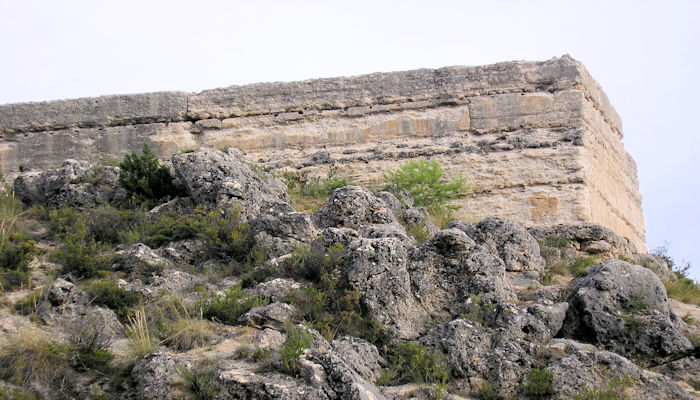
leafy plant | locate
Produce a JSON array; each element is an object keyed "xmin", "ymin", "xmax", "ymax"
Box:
[
  {"xmin": 118, "ymin": 143, "xmax": 183, "ymax": 205},
  {"xmin": 196, "ymin": 284, "xmax": 268, "ymax": 325},
  {"xmin": 87, "ymin": 280, "xmax": 141, "ymax": 320},
  {"xmin": 279, "ymin": 327, "xmax": 312, "ymax": 376},
  {"xmin": 177, "ymin": 363, "xmax": 222, "ymax": 400},
  {"xmin": 379, "ymin": 342, "xmax": 448, "ymax": 387},
  {"xmin": 383, "ymin": 158, "xmax": 469, "ymax": 213},
  {"xmin": 50, "ymin": 226, "xmax": 111, "ymax": 279},
  {"xmin": 570, "ymin": 257, "xmax": 597, "ymax": 277},
  {"xmin": 524, "ymin": 367, "xmax": 555, "ymax": 396}
]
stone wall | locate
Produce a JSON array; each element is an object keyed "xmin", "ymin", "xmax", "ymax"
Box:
[{"xmin": 0, "ymin": 56, "xmax": 646, "ymax": 250}]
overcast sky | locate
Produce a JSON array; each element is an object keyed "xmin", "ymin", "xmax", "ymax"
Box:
[{"xmin": 1, "ymin": 0, "xmax": 698, "ymax": 279}]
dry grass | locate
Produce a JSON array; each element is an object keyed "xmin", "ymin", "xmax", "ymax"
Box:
[
  {"xmin": 124, "ymin": 304, "xmax": 155, "ymax": 357},
  {"xmin": 162, "ymin": 297, "xmax": 215, "ymax": 351},
  {"xmin": 664, "ymin": 274, "xmax": 700, "ymax": 307},
  {"xmin": 0, "ymin": 327, "xmax": 70, "ymax": 386}
]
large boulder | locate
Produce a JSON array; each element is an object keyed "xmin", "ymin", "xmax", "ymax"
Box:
[
  {"xmin": 546, "ymin": 340, "xmax": 694, "ymax": 400},
  {"xmin": 171, "ymin": 148, "xmax": 291, "ymax": 220},
  {"xmin": 529, "ymin": 222, "xmax": 638, "ymax": 257},
  {"xmin": 450, "ymin": 217, "xmax": 545, "ymax": 272},
  {"xmin": 558, "ymin": 260, "xmax": 693, "ymax": 365},
  {"xmin": 13, "ymin": 160, "xmax": 127, "ymax": 207},
  {"xmin": 312, "ymin": 186, "xmax": 397, "ymax": 229},
  {"xmin": 408, "ymin": 229, "xmax": 513, "ymax": 320},
  {"xmin": 343, "ymin": 237, "xmax": 426, "ymax": 339}
]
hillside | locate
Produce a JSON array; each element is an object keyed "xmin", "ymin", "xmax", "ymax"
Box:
[{"xmin": 0, "ymin": 147, "xmax": 697, "ymax": 399}]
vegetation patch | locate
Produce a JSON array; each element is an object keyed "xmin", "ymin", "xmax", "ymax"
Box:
[
  {"xmin": 196, "ymin": 284, "xmax": 268, "ymax": 326},
  {"xmin": 279, "ymin": 327, "xmax": 313, "ymax": 376},
  {"xmin": 378, "ymin": 342, "xmax": 448, "ymax": 387},
  {"xmin": 282, "ymin": 166, "xmax": 353, "ymax": 213},
  {"xmin": 118, "ymin": 143, "xmax": 185, "ymax": 206},
  {"xmin": 572, "ymin": 374, "xmax": 636, "ymax": 400},
  {"xmin": 524, "ymin": 367, "xmax": 555, "ymax": 397}
]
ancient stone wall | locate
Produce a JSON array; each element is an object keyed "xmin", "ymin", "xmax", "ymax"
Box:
[{"xmin": 0, "ymin": 56, "xmax": 646, "ymax": 250}]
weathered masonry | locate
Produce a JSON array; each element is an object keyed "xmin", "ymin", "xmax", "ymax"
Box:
[{"xmin": 0, "ymin": 56, "xmax": 646, "ymax": 250}]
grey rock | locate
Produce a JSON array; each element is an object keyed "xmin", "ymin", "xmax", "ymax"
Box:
[
  {"xmin": 343, "ymin": 237, "xmax": 426, "ymax": 339},
  {"xmin": 315, "ymin": 227, "xmax": 361, "ymax": 248},
  {"xmin": 632, "ymin": 253, "xmax": 671, "ymax": 279},
  {"xmin": 118, "ymin": 243, "xmax": 171, "ymax": 271},
  {"xmin": 303, "ymin": 348, "xmax": 388, "ymax": 400},
  {"xmin": 171, "ymin": 147, "xmax": 291, "ymax": 220},
  {"xmin": 239, "ymin": 302, "xmax": 296, "ymax": 330},
  {"xmin": 158, "ymin": 239, "xmax": 207, "ymax": 264},
  {"xmin": 529, "ymin": 222, "xmax": 638, "ymax": 256},
  {"xmin": 332, "ymin": 336, "xmax": 386, "ymax": 383},
  {"xmin": 359, "ymin": 223, "xmax": 410, "ymax": 243},
  {"xmin": 13, "ymin": 160, "xmax": 127, "ymax": 207},
  {"xmin": 251, "ymin": 212, "xmax": 317, "ymax": 243},
  {"xmin": 581, "ymin": 240, "xmax": 612, "ymax": 254},
  {"xmin": 253, "ymin": 278, "xmax": 303, "ymax": 302},
  {"xmin": 147, "ymin": 196, "xmax": 195, "ymax": 217},
  {"xmin": 312, "ymin": 186, "xmax": 397, "ymax": 229},
  {"xmin": 559, "ymin": 260, "xmax": 693, "ymax": 365},
  {"xmin": 654, "ymin": 356, "xmax": 700, "ymax": 391},
  {"xmin": 256, "ymin": 328, "xmax": 286, "ymax": 351},
  {"xmin": 144, "ymin": 269, "xmax": 203, "ymax": 295},
  {"xmin": 131, "ymin": 352, "xmax": 192, "ymax": 400},
  {"xmin": 420, "ymin": 319, "xmax": 492, "ymax": 378},
  {"xmin": 451, "ymin": 217, "xmax": 545, "ymax": 272},
  {"xmin": 218, "ymin": 359, "xmax": 328, "ymax": 399},
  {"xmin": 547, "ymin": 346, "xmax": 694, "ymax": 400}
]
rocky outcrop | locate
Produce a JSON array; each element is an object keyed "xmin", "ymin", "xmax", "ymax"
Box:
[
  {"xmin": 171, "ymin": 147, "xmax": 291, "ymax": 220},
  {"xmin": 13, "ymin": 160, "xmax": 127, "ymax": 207},
  {"xmin": 558, "ymin": 260, "xmax": 694, "ymax": 365}
]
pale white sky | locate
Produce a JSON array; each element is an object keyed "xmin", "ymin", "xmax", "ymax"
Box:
[{"xmin": 1, "ymin": 0, "xmax": 698, "ymax": 279}]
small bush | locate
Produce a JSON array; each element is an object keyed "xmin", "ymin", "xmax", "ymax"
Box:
[
  {"xmin": 196, "ymin": 284, "xmax": 269, "ymax": 325},
  {"xmin": 379, "ymin": 342, "xmax": 448, "ymax": 386},
  {"xmin": 50, "ymin": 226, "xmax": 111, "ymax": 279},
  {"xmin": 663, "ymin": 273, "xmax": 700, "ymax": 307},
  {"xmin": 475, "ymin": 381, "xmax": 503, "ymax": 400},
  {"xmin": 0, "ymin": 386, "xmax": 39, "ymax": 399},
  {"xmin": 159, "ymin": 298, "xmax": 214, "ymax": 351},
  {"xmin": 459, "ymin": 293, "xmax": 496, "ymax": 326},
  {"xmin": 524, "ymin": 367, "xmax": 555, "ymax": 396},
  {"xmin": 383, "ymin": 158, "xmax": 469, "ymax": 213},
  {"xmin": 14, "ymin": 287, "xmax": 46, "ymax": 316},
  {"xmin": 87, "ymin": 280, "xmax": 141, "ymax": 320},
  {"xmin": 540, "ymin": 271, "xmax": 558, "ymax": 286},
  {"xmin": 573, "ymin": 374, "xmax": 635, "ymax": 400},
  {"xmin": 570, "ymin": 257, "xmax": 597, "ymax": 277},
  {"xmin": 118, "ymin": 143, "xmax": 183, "ymax": 205},
  {"xmin": 282, "ymin": 167, "xmax": 353, "ymax": 213},
  {"xmin": 0, "ymin": 233, "xmax": 37, "ymax": 291},
  {"xmin": 67, "ymin": 315, "xmax": 115, "ymax": 372},
  {"xmin": 177, "ymin": 363, "xmax": 222, "ymax": 400},
  {"xmin": 279, "ymin": 327, "xmax": 313, "ymax": 376},
  {"xmin": 251, "ymin": 348, "xmax": 271, "ymax": 363}
]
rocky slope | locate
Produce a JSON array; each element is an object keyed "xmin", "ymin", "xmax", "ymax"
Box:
[{"xmin": 0, "ymin": 147, "xmax": 697, "ymax": 399}]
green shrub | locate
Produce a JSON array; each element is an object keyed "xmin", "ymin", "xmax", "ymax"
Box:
[
  {"xmin": 190, "ymin": 206, "xmax": 259, "ymax": 263},
  {"xmin": 196, "ymin": 284, "xmax": 269, "ymax": 325},
  {"xmin": 0, "ymin": 386, "xmax": 39, "ymax": 400},
  {"xmin": 118, "ymin": 143, "xmax": 183, "ymax": 205},
  {"xmin": 0, "ymin": 233, "xmax": 37, "ymax": 291},
  {"xmin": 251, "ymin": 348, "xmax": 271, "ymax": 363},
  {"xmin": 663, "ymin": 272, "xmax": 700, "ymax": 307},
  {"xmin": 383, "ymin": 158, "xmax": 469, "ymax": 213},
  {"xmin": 177, "ymin": 363, "xmax": 222, "ymax": 400},
  {"xmin": 282, "ymin": 167, "xmax": 353, "ymax": 213},
  {"xmin": 379, "ymin": 342, "xmax": 448, "ymax": 386},
  {"xmin": 279, "ymin": 327, "xmax": 313, "ymax": 376},
  {"xmin": 50, "ymin": 227, "xmax": 111, "ymax": 279},
  {"xmin": 570, "ymin": 257, "xmax": 597, "ymax": 277},
  {"xmin": 459, "ymin": 293, "xmax": 496, "ymax": 326},
  {"xmin": 475, "ymin": 381, "xmax": 503, "ymax": 400},
  {"xmin": 86, "ymin": 280, "xmax": 141, "ymax": 320},
  {"xmin": 524, "ymin": 367, "xmax": 555, "ymax": 396},
  {"xmin": 572, "ymin": 374, "xmax": 636, "ymax": 400},
  {"xmin": 67, "ymin": 315, "xmax": 115, "ymax": 372}
]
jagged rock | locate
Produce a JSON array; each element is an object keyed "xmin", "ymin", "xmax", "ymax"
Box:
[
  {"xmin": 147, "ymin": 196, "xmax": 195, "ymax": 217},
  {"xmin": 520, "ymin": 302, "xmax": 570, "ymax": 342},
  {"xmin": 343, "ymin": 237, "xmax": 426, "ymax": 339},
  {"xmin": 239, "ymin": 302, "xmax": 296, "ymax": 330},
  {"xmin": 171, "ymin": 148, "xmax": 291, "ymax": 220},
  {"xmin": 529, "ymin": 222, "xmax": 638, "ymax": 257},
  {"xmin": 218, "ymin": 359, "xmax": 328, "ymax": 399},
  {"xmin": 256, "ymin": 328, "xmax": 286, "ymax": 351},
  {"xmin": 450, "ymin": 217, "xmax": 545, "ymax": 272},
  {"xmin": 359, "ymin": 223, "xmax": 411, "ymax": 244},
  {"xmin": 312, "ymin": 186, "xmax": 397, "ymax": 229},
  {"xmin": 251, "ymin": 211, "xmax": 318, "ymax": 257},
  {"xmin": 117, "ymin": 243, "xmax": 171, "ymax": 272},
  {"xmin": 144, "ymin": 269, "xmax": 203, "ymax": 295},
  {"xmin": 559, "ymin": 260, "xmax": 693, "ymax": 365},
  {"xmin": 253, "ymin": 278, "xmax": 303, "ymax": 302},
  {"xmin": 632, "ymin": 253, "xmax": 671, "ymax": 278},
  {"xmin": 158, "ymin": 239, "xmax": 207, "ymax": 264},
  {"xmin": 315, "ymin": 227, "xmax": 361, "ymax": 248},
  {"xmin": 420, "ymin": 319, "xmax": 492, "ymax": 379},
  {"xmin": 546, "ymin": 343, "xmax": 694, "ymax": 400},
  {"xmin": 409, "ymin": 229, "xmax": 511, "ymax": 321},
  {"xmin": 13, "ymin": 160, "xmax": 127, "ymax": 207},
  {"xmin": 131, "ymin": 352, "xmax": 191, "ymax": 400},
  {"xmin": 331, "ymin": 336, "xmax": 386, "ymax": 383},
  {"xmin": 302, "ymin": 348, "xmax": 388, "ymax": 400},
  {"xmin": 654, "ymin": 356, "xmax": 700, "ymax": 393}
]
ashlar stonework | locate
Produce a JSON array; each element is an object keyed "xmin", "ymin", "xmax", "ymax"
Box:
[{"xmin": 0, "ymin": 55, "xmax": 646, "ymax": 250}]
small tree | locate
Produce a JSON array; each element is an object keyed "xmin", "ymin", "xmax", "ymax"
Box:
[
  {"xmin": 383, "ymin": 158, "xmax": 469, "ymax": 212},
  {"xmin": 118, "ymin": 144, "xmax": 182, "ymax": 205}
]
